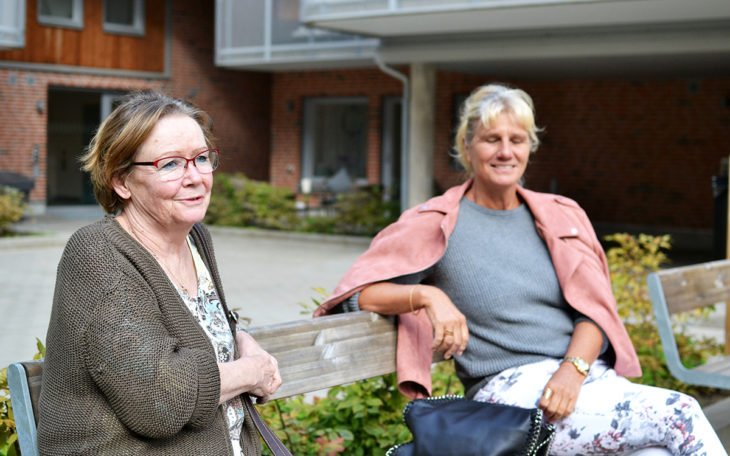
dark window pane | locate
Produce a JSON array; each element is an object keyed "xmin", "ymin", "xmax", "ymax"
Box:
[
  {"xmin": 39, "ymin": 0, "xmax": 74, "ymax": 19},
  {"xmin": 312, "ymin": 102, "xmax": 368, "ymax": 180},
  {"xmin": 105, "ymin": 0, "xmax": 134, "ymax": 25}
]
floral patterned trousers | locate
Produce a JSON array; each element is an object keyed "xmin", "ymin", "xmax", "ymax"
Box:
[{"xmin": 473, "ymin": 359, "xmax": 727, "ymax": 455}]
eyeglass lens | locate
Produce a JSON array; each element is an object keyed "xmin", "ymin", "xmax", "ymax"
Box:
[{"xmin": 158, "ymin": 150, "xmax": 219, "ymax": 181}]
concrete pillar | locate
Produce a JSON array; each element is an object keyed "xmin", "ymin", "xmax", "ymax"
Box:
[{"xmin": 407, "ymin": 63, "xmax": 436, "ymax": 209}]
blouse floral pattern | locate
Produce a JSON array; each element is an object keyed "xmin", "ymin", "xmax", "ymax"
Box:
[{"xmin": 175, "ymin": 237, "xmax": 245, "ymax": 454}]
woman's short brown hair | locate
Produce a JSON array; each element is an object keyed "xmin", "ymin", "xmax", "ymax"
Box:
[{"xmin": 81, "ymin": 91, "xmax": 215, "ymax": 214}]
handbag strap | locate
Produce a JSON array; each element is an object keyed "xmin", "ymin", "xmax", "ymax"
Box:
[{"xmin": 242, "ymin": 394, "xmax": 293, "ymax": 456}]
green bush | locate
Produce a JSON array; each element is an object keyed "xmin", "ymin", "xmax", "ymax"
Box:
[
  {"xmin": 207, "ymin": 173, "xmax": 399, "ymax": 237},
  {"xmin": 206, "ymin": 173, "xmax": 299, "ymax": 230},
  {"xmin": 605, "ymin": 233, "xmax": 724, "ymax": 396},
  {"xmin": 0, "ymin": 187, "xmax": 25, "ymax": 237},
  {"xmin": 328, "ymin": 185, "xmax": 399, "ymax": 237},
  {"xmin": 0, "ymin": 339, "xmax": 45, "ymax": 456}
]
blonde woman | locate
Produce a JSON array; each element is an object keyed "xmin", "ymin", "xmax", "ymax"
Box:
[{"xmin": 316, "ymin": 83, "xmax": 725, "ymax": 455}]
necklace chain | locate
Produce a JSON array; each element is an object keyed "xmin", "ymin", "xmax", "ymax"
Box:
[
  {"xmin": 152, "ymin": 251, "xmax": 191, "ymax": 295},
  {"xmin": 123, "ymin": 217, "xmax": 193, "ymax": 295}
]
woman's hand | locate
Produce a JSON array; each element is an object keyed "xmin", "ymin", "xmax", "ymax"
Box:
[
  {"xmin": 219, "ymin": 332, "xmax": 282, "ymax": 404},
  {"xmin": 358, "ymin": 282, "xmax": 469, "ymax": 359},
  {"xmin": 236, "ymin": 331, "xmax": 281, "ymax": 401},
  {"xmin": 417, "ymin": 285, "xmax": 469, "ymax": 359},
  {"xmin": 538, "ymin": 363, "xmax": 585, "ymax": 422}
]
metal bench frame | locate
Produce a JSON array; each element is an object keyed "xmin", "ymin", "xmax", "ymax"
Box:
[{"xmin": 647, "ymin": 259, "xmax": 730, "ymax": 389}]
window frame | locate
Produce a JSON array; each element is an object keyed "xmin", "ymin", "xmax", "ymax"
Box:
[
  {"xmin": 37, "ymin": 0, "xmax": 84, "ymax": 29},
  {"xmin": 102, "ymin": 0, "xmax": 145, "ymax": 37}
]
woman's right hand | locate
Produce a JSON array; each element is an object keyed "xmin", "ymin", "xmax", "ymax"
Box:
[{"xmin": 416, "ymin": 285, "xmax": 469, "ymax": 359}]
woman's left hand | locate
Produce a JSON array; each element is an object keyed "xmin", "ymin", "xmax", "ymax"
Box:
[
  {"xmin": 235, "ymin": 331, "xmax": 282, "ymax": 402},
  {"xmin": 538, "ymin": 363, "xmax": 585, "ymax": 422}
]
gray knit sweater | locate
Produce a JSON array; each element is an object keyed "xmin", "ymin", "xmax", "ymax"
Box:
[
  {"xmin": 396, "ymin": 199, "xmax": 585, "ymax": 398},
  {"xmin": 38, "ymin": 217, "xmax": 260, "ymax": 456}
]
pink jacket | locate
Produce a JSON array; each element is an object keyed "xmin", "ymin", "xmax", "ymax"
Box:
[{"xmin": 314, "ymin": 180, "xmax": 641, "ymax": 398}]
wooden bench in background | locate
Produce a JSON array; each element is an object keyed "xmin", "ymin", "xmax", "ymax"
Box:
[{"xmin": 8, "ymin": 311, "xmax": 438, "ymax": 455}]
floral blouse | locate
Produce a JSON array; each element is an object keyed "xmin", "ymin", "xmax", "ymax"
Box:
[{"xmin": 175, "ymin": 237, "xmax": 245, "ymax": 456}]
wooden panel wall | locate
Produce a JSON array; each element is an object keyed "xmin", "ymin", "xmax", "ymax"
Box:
[{"xmin": 0, "ymin": 0, "xmax": 166, "ymax": 72}]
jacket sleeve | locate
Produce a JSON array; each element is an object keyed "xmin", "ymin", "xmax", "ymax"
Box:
[{"xmin": 65, "ymin": 240, "xmax": 221, "ymax": 439}]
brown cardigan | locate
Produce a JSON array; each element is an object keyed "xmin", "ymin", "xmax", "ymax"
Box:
[{"xmin": 38, "ymin": 217, "xmax": 260, "ymax": 455}]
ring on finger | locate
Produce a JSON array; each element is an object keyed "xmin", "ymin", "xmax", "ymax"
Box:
[
  {"xmin": 444, "ymin": 329, "xmax": 454, "ymax": 336},
  {"xmin": 543, "ymin": 388, "xmax": 553, "ymax": 400}
]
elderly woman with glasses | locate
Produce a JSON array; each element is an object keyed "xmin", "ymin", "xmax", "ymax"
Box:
[{"xmin": 38, "ymin": 91, "xmax": 281, "ymax": 456}]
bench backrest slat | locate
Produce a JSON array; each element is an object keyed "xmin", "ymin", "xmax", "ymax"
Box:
[
  {"xmin": 250, "ymin": 312, "xmax": 397, "ymax": 399},
  {"xmin": 652, "ymin": 259, "xmax": 730, "ymax": 314}
]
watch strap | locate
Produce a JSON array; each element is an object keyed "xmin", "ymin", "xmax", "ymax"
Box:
[{"xmin": 563, "ymin": 356, "xmax": 590, "ymax": 376}]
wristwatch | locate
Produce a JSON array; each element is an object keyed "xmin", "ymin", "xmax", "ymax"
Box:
[{"xmin": 563, "ymin": 356, "xmax": 590, "ymax": 376}]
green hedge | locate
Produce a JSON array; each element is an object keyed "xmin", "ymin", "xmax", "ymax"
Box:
[{"xmin": 206, "ymin": 173, "xmax": 398, "ymax": 237}]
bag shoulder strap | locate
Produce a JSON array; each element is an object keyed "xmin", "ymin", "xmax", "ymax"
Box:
[{"xmin": 242, "ymin": 394, "xmax": 293, "ymax": 456}]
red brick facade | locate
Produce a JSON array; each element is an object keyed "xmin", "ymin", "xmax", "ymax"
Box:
[{"xmin": 2, "ymin": 2, "xmax": 729, "ymax": 236}]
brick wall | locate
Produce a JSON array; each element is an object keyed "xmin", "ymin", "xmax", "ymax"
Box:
[
  {"xmin": 274, "ymin": 68, "xmax": 730, "ymax": 232},
  {"xmin": 271, "ymin": 68, "xmax": 404, "ymax": 191},
  {"xmin": 168, "ymin": 1, "xmax": 271, "ymax": 181}
]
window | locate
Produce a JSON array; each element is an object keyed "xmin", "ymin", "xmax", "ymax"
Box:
[
  {"xmin": 302, "ymin": 98, "xmax": 368, "ymax": 193},
  {"xmin": 103, "ymin": 0, "xmax": 145, "ymax": 36},
  {"xmin": 38, "ymin": 0, "xmax": 83, "ymax": 29}
]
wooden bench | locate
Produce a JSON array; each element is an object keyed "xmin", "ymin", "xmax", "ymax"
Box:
[
  {"xmin": 647, "ymin": 259, "xmax": 730, "ymax": 389},
  {"xmin": 8, "ymin": 311, "xmax": 434, "ymax": 455},
  {"xmin": 10, "ymin": 310, "xmax": 722, "ymax": 455}
]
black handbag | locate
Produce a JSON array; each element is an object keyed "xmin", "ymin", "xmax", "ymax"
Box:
[{"xmin": 386, "ymin": 395, "xmax": 555, "ymax": 456}]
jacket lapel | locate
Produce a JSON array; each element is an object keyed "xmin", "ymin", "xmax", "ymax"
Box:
[{"xmin": 519, "ymin": 188, "xmax": 584, "ymax": 285}]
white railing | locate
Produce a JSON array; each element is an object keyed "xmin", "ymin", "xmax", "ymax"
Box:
[
  {"xmin": 0, "ymin": 0, "xmax": 25, "ymax": 49},
  {"xmin": 215, "ymin": 0, "xmax": 378, "ymax": 69},
  {"xmin": 301, "ymin": 0, "xmax": 585, "ymax": 21}
]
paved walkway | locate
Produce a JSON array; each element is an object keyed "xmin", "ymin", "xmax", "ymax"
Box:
[{"xmin": 0, "ymin": 207, "xmax": 369, "ymax": 368}]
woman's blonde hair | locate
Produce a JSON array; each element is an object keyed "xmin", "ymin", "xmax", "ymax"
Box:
[
  {"xmin": 453, "ymin": 83, "xmax": 541, "ymax": 175},
  {"xmin": 81, "ymin": 91, "xmax": 215, "ymax": 214}
]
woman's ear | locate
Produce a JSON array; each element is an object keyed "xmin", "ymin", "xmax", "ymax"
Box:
[
  {"xmin": 112, "ymin": 174, "xmax": 132, "ymax": 200},
  {"xmin": 463, "ymin": 138, "xmax": 472, "ymax": 165}
]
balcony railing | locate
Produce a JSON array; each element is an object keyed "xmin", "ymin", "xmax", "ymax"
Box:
[
  {"xmin": 301, "ymin": 0, "xmax": 579, "ymax": 20},
  {"xmin": 215, "ymin": 0, "xmax": 379, "ymax": 70},
  {"xmin": 0, "ymin": 0, "xmax": 25, "ymax": 49}
]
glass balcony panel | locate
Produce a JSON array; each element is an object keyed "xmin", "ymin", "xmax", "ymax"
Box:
[
  {"xmin": 230, "ymin": 0, "xmax": 265, "ymax": 47},
  {"xmin": 0, "ymin": 0, "xmax": 25, "ymax": 48},
  {"xmin": 217, "ymin": 0, "xmax": 378, "ymax": 68},
  {"xmin": 301, "ymin": 0, "xmax": 391, "ymax": 17},
  {"xmin": 273, "ymin": 0, "xmax": 365, "ymax": 45}
]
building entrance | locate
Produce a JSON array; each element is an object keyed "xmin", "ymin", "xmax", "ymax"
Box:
[{"xmin": 46, "ymin": 89, "xmax": 123, "ymax": 205}]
